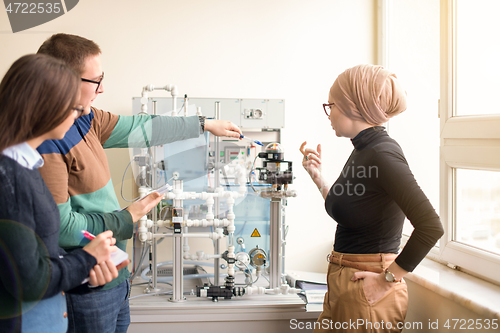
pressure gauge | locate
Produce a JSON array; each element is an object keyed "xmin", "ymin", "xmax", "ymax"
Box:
[{"xmin": 248, "ymin": 246, "xmax": 267, "ymax": 267}]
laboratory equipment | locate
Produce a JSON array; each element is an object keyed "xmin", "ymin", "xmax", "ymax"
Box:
[{"xmin": 127, "ymin": 88, "xmax": 298, "ymax": 302}]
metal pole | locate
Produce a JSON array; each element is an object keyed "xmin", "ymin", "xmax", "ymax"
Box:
[
  {"xmin": 281, "ymin": 198, "xmax": 287, "ymax": 285},
  {"xmin": 151, "ymin": 101, "xmax": 159, "ymax": 291},
  {"xmin": 214, "ymin": 101, "xmax": 221, "ymax": 286},
  {"xmin": 170, "ymin": 179, "xmax": 185, "ymax": 302},
  {"xmin": 269, "ymin": 197, "xmax": 283, "ymax": 289}
]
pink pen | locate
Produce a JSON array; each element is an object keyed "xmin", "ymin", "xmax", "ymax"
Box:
[
  {"xmin": 81, "ymin": 230, "xmax": 129, "ymax": 266},
  {"xmin": 81, "ymin": 230, "xmax": 96, "ymax": 240}
]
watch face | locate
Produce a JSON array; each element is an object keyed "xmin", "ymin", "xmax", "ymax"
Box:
[{"xmin": 385, "ymin": 271, "xmax": 395, "ymax": 282}]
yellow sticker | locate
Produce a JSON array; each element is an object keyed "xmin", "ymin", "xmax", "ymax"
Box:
[{"xmin": 251, "ymin": 228, "xmax": 261, "ymax": 237}]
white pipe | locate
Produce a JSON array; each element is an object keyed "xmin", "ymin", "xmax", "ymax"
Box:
[
  {"xmin": 140, "ymin": 84, "xmax": 178, "ymax": 116},
  {"xmin": 156, "ymin": 219, "xmax": 230, "ymax": 228},
  {"xmin": 185, "ymin": 218, "xmax": 230, "ymax": 228},
  {"xmin": 182, "ymin": 226, "xmax": 189, "ymax": 259},
  {"xmin": 205, "ymin": 196, "xmax": 214, "ymax": 220},
  {"xmin": 138, "ymin": 186, "xmax": 151, "ymax": 242},
  {"xmin": 183, "ymin": 251, "xmax": 222, "ymax": 261},
  {"xmin": 138, "ymin": 187, "xmax": 240, "ymax": 244},
  {"xmin": 164, "ymin": 84, "xmax": 178, "ymax": 116},
  {"xmin": 135, "ymin": 175, "xmax": 251, "ymax": 295},
  {"xmin": 151, "ymin": 231, "xmax": 223, "ymax": 240},
  {"xmin": 244, "ymin": 285, "xmax": 301, "ymax": 296}
]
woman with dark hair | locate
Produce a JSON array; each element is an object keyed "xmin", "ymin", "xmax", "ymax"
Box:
[
  {"xmin": 0, "ymin": 54, "xmax": 128, "ymax": 333},
  {"xmin": 300, "ymin": 64, "xmax": 444, "ymax": 333}
]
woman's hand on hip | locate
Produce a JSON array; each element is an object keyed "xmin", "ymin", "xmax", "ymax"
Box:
[{"xmin": 351, "ymin": 271, "xmax": 394, "ymax": 304}]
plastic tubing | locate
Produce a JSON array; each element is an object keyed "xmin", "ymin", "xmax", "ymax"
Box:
[{"xmin": 139, "ymin": 260, "xmax": 225, "ymax": 282}]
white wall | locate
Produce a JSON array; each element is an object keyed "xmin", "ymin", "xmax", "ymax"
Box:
[{"xmin": 0, "ymin": 0, "xmax": 376, "ymax": 273}]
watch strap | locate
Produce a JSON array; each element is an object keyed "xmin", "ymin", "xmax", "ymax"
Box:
[
  {"xmin": 384, "ymin": 268, "xmax": 401, "ymax": 282},
  {"xmin": 198, "ymin": 116, "xmax": 206, "ymax": 134}
]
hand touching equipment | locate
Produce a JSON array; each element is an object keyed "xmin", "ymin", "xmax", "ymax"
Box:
[
  {"xmin": 126, "ymin": 191, "xmax": 164, "ymax": 222},
  {"xmin": 204, "ymin": 119, "xmax": 242, "ymax": 138}
]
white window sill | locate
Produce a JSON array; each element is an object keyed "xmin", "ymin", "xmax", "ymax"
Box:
[{"xmin": 405, "ymin": 258, "xmax": 500, "ymax": 320}]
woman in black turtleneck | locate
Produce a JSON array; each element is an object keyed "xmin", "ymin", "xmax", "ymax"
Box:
[{"xmin": 300, "ymin": 64, "xmax": 443, "ymax": 333}]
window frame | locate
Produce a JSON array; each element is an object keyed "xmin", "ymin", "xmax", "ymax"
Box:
[{"xmin": 439, "ymin": 0, "xmax": 500, "ymax": 283}]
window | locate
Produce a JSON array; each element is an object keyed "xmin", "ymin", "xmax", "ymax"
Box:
[
  {"xmin": 440, "ymin": 0, "xmax": 500, "ymax": 283},
  {"xmin": 456, "ymin": 169, "xmax": 500, "ymax": 256},
  {"xmin": 378, "ymin": 0, "xmax": 440, "ymax": 241},
  {"xmin": 455, "ymin": 0, "xmax": 500, "ymax": 116}
]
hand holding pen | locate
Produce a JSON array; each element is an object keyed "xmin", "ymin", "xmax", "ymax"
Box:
[
  {"xmin": 81, "ymin": 230, "xmax": 129, "ymax": 286},
  {"xmin": 81, "ymin": 230, "xmax": 117, "ymax": 264}
]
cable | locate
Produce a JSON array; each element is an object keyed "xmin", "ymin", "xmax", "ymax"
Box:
[
  {"xmin": 160, "ymin": 205, "xmax": 170, "ymax": 220},
  {"xmin": 131, "ymin": 281, "xmax": 172, "ymax": 287},
  {"xmin": 234, "ymin": 260, "xmax": 259, "ymax": 287},
  {"xmin": 129, "ymin": 242, "xmax": 151, "ymax": 282},
  {"xmin": 196, "ymin": 265, "xmax": 213, "ymax": 286},
  {"xmin": 129, "ymin": 290, "xmax": 197, "ymax": 300},
  {"xmin": 178, "ymin": 99, "xmax": 186, "ymax": 115},
  {"xmin": 131, "ymin": 221, "xmax": 141, "ymax": 277},
  {"xmin": 249, "ymin": 155, "xmax": 259, "ymax": 193},
  {"xmin": 157, "ymin": 170, "xmax": 164, "ymax": 184}
]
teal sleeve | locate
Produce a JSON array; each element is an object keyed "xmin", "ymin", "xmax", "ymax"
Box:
[
  {"xmin": 103, "ymin": 114, "xmax": 201, "ymax": 148},
  {"xmin": 57, "ymin": 200, "xmax": 134, "ymax": 250}
]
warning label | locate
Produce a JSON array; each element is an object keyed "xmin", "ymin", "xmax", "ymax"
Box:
[{"xmin": 250, "ymin": 228, "xmax": 261, "ymax": 237}]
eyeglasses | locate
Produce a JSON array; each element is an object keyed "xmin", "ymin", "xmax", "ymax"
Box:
[
  {"xmin": 72, "ymin": 105, "xmax": 84, "ymax": 118},
  {"xmin": 81, "ymin": 72, "xmax": 104, "ymax": 92},
  {"xmin": 323, "ymin": 102, "xmax": 334, "ymax": 116}
]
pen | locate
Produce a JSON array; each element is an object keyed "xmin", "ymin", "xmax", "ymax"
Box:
[
  {"xmin": 239, "ymin": 134, "xmax": 264, "ymax": 146},
  {"xmin": 81, "ymin": 230, "xmax": 96, "ymax": 240},
  {"xmin": 80, "ymin": 230, "xmax": 129, "ymax": 266}
]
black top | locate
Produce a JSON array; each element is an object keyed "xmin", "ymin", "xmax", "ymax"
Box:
[
  {"xmin": 325, "ymin": 127, "xmax": 444, "ymax": 272},
  {"xmin": 0, "ymin": 156, "xmax": 97, "ymax": 333}
]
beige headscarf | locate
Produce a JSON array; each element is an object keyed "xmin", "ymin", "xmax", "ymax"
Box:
[{"xmin": 328, "ymin": 64, "xmax": 407, "ymax": 125}]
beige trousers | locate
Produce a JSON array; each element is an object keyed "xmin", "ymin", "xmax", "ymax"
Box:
[{"xmin": 313, "ymin": 256, "xmax": 408, "ymax": 333}]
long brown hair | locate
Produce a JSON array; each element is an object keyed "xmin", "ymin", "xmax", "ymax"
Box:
[
  {"xmin": 0, "ymin": 54, "xmax": 80, "ymax": 152},
  {"xmin": 37, "ymin": 33, "xmax": 101, "ymax": 75}
]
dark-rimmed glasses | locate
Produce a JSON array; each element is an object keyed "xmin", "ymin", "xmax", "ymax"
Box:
[
  {"xmin": 323, "ymin": 103, "xmax": 334, "ymax": 116},
  {"xmin": 81, "ymin": 72, "xmax": 104, "ymax": 92},
  {"xmin": 72, "ymin": 105, "xmax": 84, "ymax": 118}
]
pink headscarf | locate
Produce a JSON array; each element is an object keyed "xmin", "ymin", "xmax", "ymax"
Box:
[{"xmin": 329, "ymin": 64, "xmax": 407, "ymax": 125}]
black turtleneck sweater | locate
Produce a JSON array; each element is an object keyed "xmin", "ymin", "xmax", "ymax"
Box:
[{"xmin": 325, "ymin": 126, "xmax": 444, "ymax": 272}]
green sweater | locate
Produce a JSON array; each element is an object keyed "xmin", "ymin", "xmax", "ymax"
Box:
[{"xmin": 37, "ymin": 107, "xmax": 200, "ymax": 290}]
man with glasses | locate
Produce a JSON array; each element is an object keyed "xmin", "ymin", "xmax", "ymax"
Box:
[
  {"xmin": 81, "ymin": 72, "xmax": 104, "ymax": 92},
  {"xmin": 36, "ymin": 33, "xmax": 242, "ymax": 333}
]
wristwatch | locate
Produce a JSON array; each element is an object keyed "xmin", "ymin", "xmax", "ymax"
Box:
[
  {"xmin": 198, "ymin": 116, "xmax": 206, "ymax": 134},
  {"xmin": 384, "ymin": 268, "xmax": 400, "ymax": 282}
]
